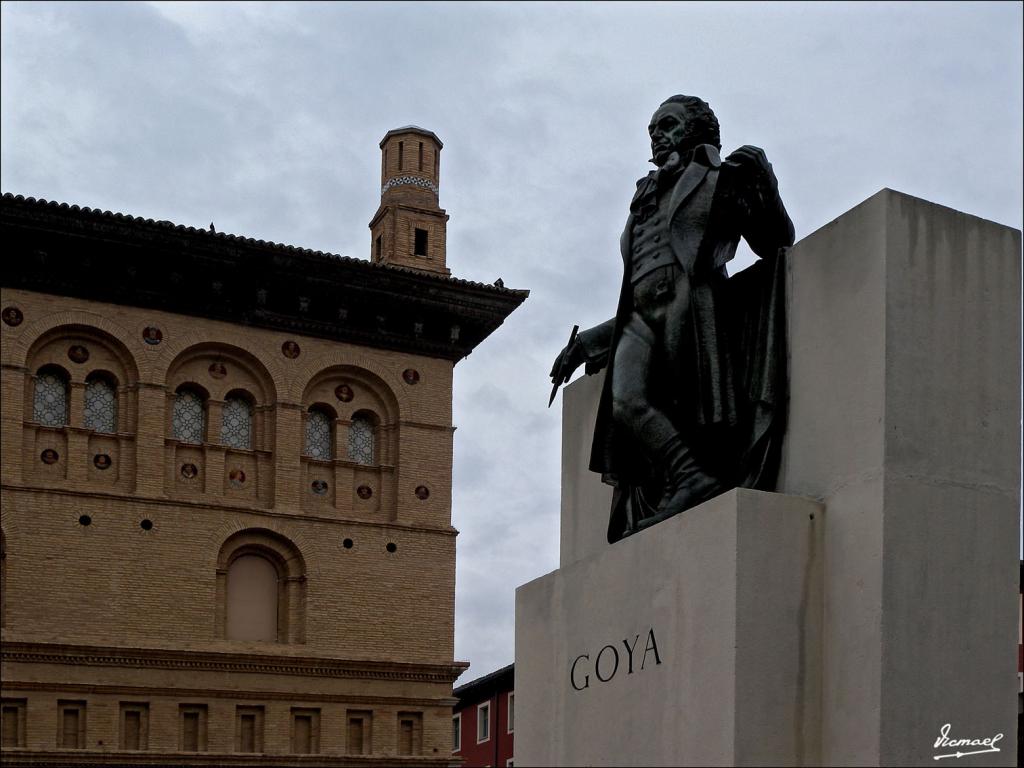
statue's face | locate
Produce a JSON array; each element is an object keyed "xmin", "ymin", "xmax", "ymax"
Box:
[{"xmin": 648, "ymin": 103, "xmax": 690, "ymax": 166}]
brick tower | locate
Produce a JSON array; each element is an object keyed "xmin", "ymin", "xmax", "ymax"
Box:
[{"xmin": 369, "ymin": 126, "xmax": 449, "ymax": 275}]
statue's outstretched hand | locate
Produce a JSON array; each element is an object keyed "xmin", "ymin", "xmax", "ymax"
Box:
[{"xmin": 549, "ymin": 334, "xmax": 586, "ymax": 385}]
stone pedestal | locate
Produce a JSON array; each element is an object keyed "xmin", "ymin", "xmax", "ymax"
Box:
[
  {"xmin": 517, "ymin": 488, "xmax": 824, "ymax": 767},
  {"xmin": 516, "ymin": 190, "xmax": 1021, "ymax": 766}
]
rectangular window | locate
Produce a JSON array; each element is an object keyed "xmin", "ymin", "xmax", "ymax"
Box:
[
  {"xmin": 452, "ymin": 712, "xmax": 461, "ymax": 752},
  {"xmin": 375, "ymin": 234, "xmax": 382, "ymax": 259},
  {"xmin": 414, "ymin": 228, "xmax": 428, "ymax": 257},
  {"xmin": 346, "ymin": 710, "xmax": 372, "ymax": 755},
  {"xmin": 2, "ymin": 699, "xmax": 26, "ymax": 748},
  {"xmin": 507, "ymin": 692, "xmax": 514, "ymax": 733},
  {"xmin": 58, "ymin": 700, "xmax": 86, "ymax": 749},
  {"xmin": 236, "ymin": 706, "xmax": 264, "ymax": 753},
  {"xmin": 418, "ymin": 142, "xmax": 424, "ymax": 171},
  {"xmin": 477, "ymin": 701, "xmax": 490, "ymax": 743},
  {"xmin": 398, "ymin": 141, "xmax": 404, "ymax": 170},
  {"xmin": 120, "ymin": 703, "xmax": 148, "ymax": 750},
  {"xmin": 180, "ymin": 705, "xmax": 207, "ymax": 752},
  {"xmin": 396, "ymin": 711, "xmax": 422, "ymax": 756},
  {"xmin": 290, "ymin": 708, "xmax": 320, "ymax": 754},
  {"xmin": 434, "ymin": 148, "xmax": 439, "ymax": 178}
]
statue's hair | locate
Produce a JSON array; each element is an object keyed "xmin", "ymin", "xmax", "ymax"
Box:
[{"xmin": 659, "ymin": 95, "xmax": 721, "ymax": 151}]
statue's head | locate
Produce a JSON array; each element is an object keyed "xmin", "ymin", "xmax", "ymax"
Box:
[{"xmin": 649, "ymin": 95, "xmax": 721, "ymax": 166}]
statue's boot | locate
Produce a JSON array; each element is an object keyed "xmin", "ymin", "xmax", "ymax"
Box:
[{"xmin": 637, "ymin": 434, "xmax": 724, "ymax": 530}]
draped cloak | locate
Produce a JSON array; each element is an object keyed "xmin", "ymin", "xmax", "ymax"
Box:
[{"xmin": 576, "ymin": 144, "xmax": 795, "ymax": 543}]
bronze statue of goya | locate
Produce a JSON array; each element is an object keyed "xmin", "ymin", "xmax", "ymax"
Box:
[{"xmin": 550, "ymin": 95, "xmax": 794, "ymax": 543}]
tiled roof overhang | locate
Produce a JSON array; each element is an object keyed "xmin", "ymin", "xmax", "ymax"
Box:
[{"xmin": 0, "ymin": 194, "xmax": 528, "ymax": 362}]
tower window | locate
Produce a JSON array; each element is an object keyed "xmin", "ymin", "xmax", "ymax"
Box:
[
  {"xmin": 221, "ymin": 395, "xmax": 253, "ymax": 450},
  {"xmin": 291, "ymin": 708, "xmax": 320, "ymax": 754},
  {"xmin": 398, "ymin": 141, "xmax": 404, "ymax": 170},
  {"xmin": 120, "ymin": 703, "xmax": 149, "ymax": 751},
  {"xmin": 418, "ymin": 142, "xmax": 424, "ymax": 171},
  {"xmin": 2, "ymin": 699, "xmax": 26, "ymax": 748},
  {"xmin": 172, "ymin": 388, "xmax": 206, "ymax": 444},
  {"xmin": 58, "ymin": 701, "xmax": 86, "ymax": 749},
  {"xmin": 375, "ymin": 234, "xmax": 382, "ymax": 259},
  {"xmin": 33, "ymin": 368, "xmax": 69, "ymax": 427},
  {"xmin": 305, "ymin": 407, "xmax": 333, "ymax": 460},
  {"xmin": 179, "ymin": 705, "xmax": 207, "ymax": 751},
  {"xmin": 347, "ymin": 711, "xmax": 372, "ymax": 755},
  {"xmin": 414, "ymin": 228, "xmax": 428, "ymax": 257},
  {"xmin": 347, "ymin": 413, "xmax": 375, "ymax": 465},
  {"xmin": 397, "ymin": 712, "xmax": 422, "ymax": 756},
  {"xmin": 226, "ymin": 554, "xmax": 279, "ymax": 641},
  {"xmin": 84, "ymin": 375, "xmax": 117, "ymax": 433},
  {"xmin": 235, "ymin": 706, "xmax": 264, "ymax": 753}
]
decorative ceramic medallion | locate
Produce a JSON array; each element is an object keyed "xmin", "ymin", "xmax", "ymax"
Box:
[
  {"xmin": 402, "ymin": 368, "xmax": 420, "ymax": 385},
  {"xmin": 1, "ymin": 306, "xmax": 23, "ymax": 326},
  {"xmin": 142, "ymin": 326, "xmax": 163, "ymax": 345},
  {"xmin": 208, "ymin": 362, "xmax": 227, "ymax": 379},
  {"xmin": 68, "ymin": 345, "xmax": 90, "ymax": 364},
  {"xmin": 40, "ymin": 448, "xmax": 59, "ymax": 465},
  {"xmin": 282, "ymin": 340, "xmax": 301, "ymax": 359},
  {"xmin": 311, "ymin": 479, "xmax": 329, "ymax": 495},
  {"xmin": 357, "ymin": 484, "xmax": 373, "ymax": 500},
  {"xmin": 229, "ymin": 468, "xmax": 246, "ymax": 487},
  {"xmin": 180, "ymin": 463, "xmax": 198, "ymax": 480},
  {"xmin": 93, "ymin": 453, "xmax": 112, "ymax": 470},
  {"xmin": 415, "ymin": 485, "xmax": 430, "ymax": 500},
  {"xmin": 335, "ymin": 384, "xmax": 354, "ymax": 402}
]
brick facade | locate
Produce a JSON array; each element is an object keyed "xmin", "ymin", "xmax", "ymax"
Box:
[{"xmin": 0, "ymin": 129, "xmax": 526, "ymax": 766}]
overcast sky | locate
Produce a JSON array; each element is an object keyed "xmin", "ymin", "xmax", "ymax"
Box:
[{"xmin": 2, "ymin": 1, "xmax": 1021, "ymax": 683}]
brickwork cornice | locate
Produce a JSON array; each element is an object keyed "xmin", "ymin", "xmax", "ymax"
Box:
[{"xmin": 1, "ymin": 642, "xmax": 470, "ymax": 684}]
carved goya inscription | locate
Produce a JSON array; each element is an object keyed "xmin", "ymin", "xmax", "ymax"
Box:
[{"xmin": 570, "ymin": 627, "xmax": 662, "ymax": 691}]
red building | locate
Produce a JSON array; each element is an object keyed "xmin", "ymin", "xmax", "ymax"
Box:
[{"xmin": 453, "ymin": 664, "xmax": 514, "ymax": 767}]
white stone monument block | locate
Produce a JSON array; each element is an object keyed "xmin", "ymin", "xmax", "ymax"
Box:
[{"xmin": 516, "ymin": 189, "xmax": 1021, "ymax": 766}]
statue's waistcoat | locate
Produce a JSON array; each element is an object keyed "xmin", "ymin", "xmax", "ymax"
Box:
[{"xmin": 629, "ymin": 191, "xmax": 678, "ymax": 284}]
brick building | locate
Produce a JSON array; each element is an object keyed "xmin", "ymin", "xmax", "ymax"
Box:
[
  {"xmin": 0, "ymin": 125, "xmax": 526, "ymax": 765},
  {"xmin": 452, "ymin": 664, "xmax": 514, "ymax": 767}
]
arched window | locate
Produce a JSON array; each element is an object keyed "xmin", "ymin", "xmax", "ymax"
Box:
[
  {"xmin": 305, "ymin": 408, "xmax": 333, "ymax": 460},
  {"xmin": 221, "ymin": 395, "xmax": 253, "ymax": 450},
  {"xmin": 226, "ymin": 554, "xmax": 279, "ymax": 641},
  {"xmin": 347, "ymin": 414, "xmax": 375, "ymax": 465},
  {"xmin": 32, "ymin": 369, "xmax": 69, "ymax": 427},
  {"xmin": 172, "ymin": 389, "xmax": 206, "ymax": 444},
  {"xmin": 83, "ymin": 375, "xmax": 117, "ymax": 433},
  {"xmin": 216, "ymin": 530, "xmax": 306, "ymax": 644}
]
